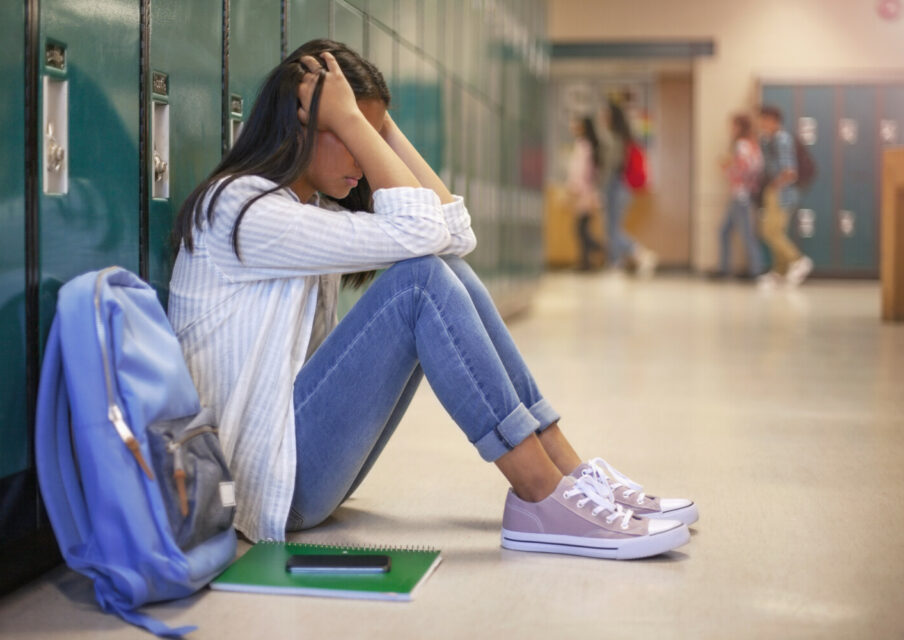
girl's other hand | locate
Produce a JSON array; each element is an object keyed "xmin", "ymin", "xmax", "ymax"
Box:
[{"xmin": 297, "ymin": 52, "xmax": 361, "ymax": 134}]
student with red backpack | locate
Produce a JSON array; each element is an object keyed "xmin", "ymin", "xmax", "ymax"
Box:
[{"xmin": 601, "ymin": 100, "xmax": 657, "ymax": 276}]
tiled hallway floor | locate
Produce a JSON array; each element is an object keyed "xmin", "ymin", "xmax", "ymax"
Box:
[{"xmin": 3, "ymin": 273, "xmax": 903, "ymax": 639}]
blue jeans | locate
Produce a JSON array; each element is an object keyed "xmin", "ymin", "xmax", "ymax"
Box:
[
  {"xmin": 604, "ymin": 176, "xmax": 635, "ymax": 267},
  {"xmin": 719, "ymin": 195, "xmax": 763, "ymax": 276},
  {"xmin": 288, "ymin": 255, "xmax": 560, "ymax": 530}
]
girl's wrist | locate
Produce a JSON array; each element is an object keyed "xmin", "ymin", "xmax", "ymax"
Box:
[{"xmin": 329, "ymin": 109, "xmax": 369, "ymax": 139}]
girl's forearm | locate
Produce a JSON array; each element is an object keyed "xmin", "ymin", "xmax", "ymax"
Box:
[
  {"xmin": 382, "ymin": 116, "xmax": 455, "ymax": 204},
  {"xmin": 335, "ymin": 113, "xmax": 422, "ymax": 193}
]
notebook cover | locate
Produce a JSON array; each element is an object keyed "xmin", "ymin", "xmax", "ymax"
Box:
[{"xmin": 210, "ymin": 542, "xmax": 442, "ymax": 601}]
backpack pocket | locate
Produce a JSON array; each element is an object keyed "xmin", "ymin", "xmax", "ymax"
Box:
[{"xmin": 148, "ymin": 408, "xmax": 236, "ymax": 552}]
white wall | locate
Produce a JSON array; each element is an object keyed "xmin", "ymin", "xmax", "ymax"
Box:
[{"xmin": 548, "ymin": 0, "xmax": 904, "ymax": 269}]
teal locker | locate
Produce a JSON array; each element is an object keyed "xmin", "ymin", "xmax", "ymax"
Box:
[
  {"xmin": 397, "ymin": 0, "xmax": 419, "ymax": 48},
  {"xmin": 287, "ymin": 0, "xmax": 332, "ymax": 47},
  {"xmin": 367, "ymin": 19, "xmax": 397, "ymax": 93},
  {"xmin": 422, "ymin": 0, "xmax": 440, "ymax": 62},
  {"xmin": 761, "ymin": 85, "xmax": 794, "ymax": 126},
  {"xmin": 38, "ymin": 0, "xmax": 141, "ymax": 337},
  {"xmin": 881, "ymin": 86, "xmax": 904, "ymax": 146},
  {"xmin": 838, "ymin": 86, "xmax": 878, "ymax": 271},
  {"xmin": 368, "ymin": 0, "xmax": 396, "ymax": 31},
  {"xmin": 794, "ymin": 86, "xmax": 835, "ymax": 270},
  {"xmin": 333, "ymin": 0, "xmax": 365, "ymax": 54},
  {"xmin": 420, "ymin": 59, "xmax": 443, "ymax": 172},
  {"xmin": 229, "ymin": 0, "xmax": 283, "ymax": 150},
  {"xmin": 395, "ymin": 42, "xmax": 422, "ymax": 151},
  {"xmin": 147, "ymin": 1, "xmax": 222, "ymax": 302},
  {"xmin": 0, "ymin": 0, "xmax": 28, "ymax": 506}
]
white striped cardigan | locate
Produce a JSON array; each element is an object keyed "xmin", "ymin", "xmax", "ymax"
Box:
[{"xmin": 168, "ymin": 176, "xmax": 475, "ymax": 541}]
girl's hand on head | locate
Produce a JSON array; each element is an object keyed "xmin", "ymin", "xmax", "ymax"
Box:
[
  {"xmin": 297, "ymin": 52, "xmax": 360, "ymax": 134},
  {"xmin": 296, "ymin": 66, "xmax": 321, "ymax": 127}
]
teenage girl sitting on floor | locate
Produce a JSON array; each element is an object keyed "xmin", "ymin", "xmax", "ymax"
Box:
[{"xmin": 168, "ymin": 39, "xmax": 698, "ymax": 559}]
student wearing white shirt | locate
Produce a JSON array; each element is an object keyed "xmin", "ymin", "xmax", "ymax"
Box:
[{"xmin": 168, "ymin": 39, "xmax": 697, "ymax": 558}]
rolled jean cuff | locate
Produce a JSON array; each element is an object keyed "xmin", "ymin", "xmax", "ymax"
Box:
[
  {"xmin": 528, "ymin": 399, "xmax": 560, "ymax": 433},
  {"xmin": 474, "ymin": 403, "xmax": 541, "ymax": 462}
]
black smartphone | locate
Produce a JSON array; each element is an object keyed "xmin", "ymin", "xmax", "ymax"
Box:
[{"xmin": 285, "ymin": 554, "xmax": 391, "ymax": 574}]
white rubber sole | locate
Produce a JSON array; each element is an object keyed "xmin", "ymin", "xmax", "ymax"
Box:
[
  {"xmin": 500, "ymin": 521, "xmax": 690, "ymax": 560},
  {"xmin": 641, "ymin": 502, "xmax": 699, "ymax": 526}
]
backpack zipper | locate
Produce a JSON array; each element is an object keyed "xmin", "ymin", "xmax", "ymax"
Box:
[
  {"xmin": 93, "ymin": 268, "xmax": 154, "ymax": 480},
  {"xmin": 166, "ymin": 425, "xmax": 218, "ymax": 517}
]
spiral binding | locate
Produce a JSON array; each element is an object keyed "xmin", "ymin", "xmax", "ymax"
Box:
[{"xmin": 260, "ymin": 540, "xmax": 436, "ymax": 553}]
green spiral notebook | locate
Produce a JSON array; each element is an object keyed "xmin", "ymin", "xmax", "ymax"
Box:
[{"xmin": 210, "ymin": 542, "xmax": 442, "ymax": 601}]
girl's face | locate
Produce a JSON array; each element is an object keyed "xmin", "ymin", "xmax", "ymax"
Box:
[{"xmin": 299, "ymin": 98, "xmax": 387, "ymax": 201}]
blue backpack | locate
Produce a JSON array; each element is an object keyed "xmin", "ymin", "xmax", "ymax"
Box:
[{"xmin": 36, "ymin": 267, "xmax": 237, "ymax": 637}]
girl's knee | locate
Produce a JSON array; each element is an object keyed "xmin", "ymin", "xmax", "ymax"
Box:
[{"xmin": 386, "ymin": 255, "xmax": 456, "ymax": 290}]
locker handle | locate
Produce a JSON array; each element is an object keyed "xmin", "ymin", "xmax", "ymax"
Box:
[
  {"xmin": 153, "ymin": 146, "xmax": 168, "ymax": 183},
  {"xmin": 46, "ymin": 123, "xmax": 65, "ymax": 172}
]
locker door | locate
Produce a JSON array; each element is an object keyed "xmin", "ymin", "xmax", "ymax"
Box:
[
  {"xmin": 147, "ymin": 1, "xmax": 222, "ymax": 301},
  {"xmin": 879, "ymin": 85, "xmax": 904, "ymax": 152},
  {"xmin": 794, "ymin": 86, "xmax": 835, "ymax": 271},
  {"xmin": 287, "ymin": 0, "xmax": 331, "ymax": 48},
  {"xmin": 838, "ymin": 85, "xmax": 878, "ymax": 272},
  {"xmin": 762, "ymin": 85, "xmax": 794, "ymax": 126},
  {"xmin": 333, "ymin": 0, "xmax": 365, "ymax": 54},
  {"xmin": 367, "ymin": 19, "xmax": 397, "ymax": 93},
  {"xmin": 229, "ymin": 0, "xmax": 282, "ymax": 150},
  {"xmin": 421, "ymin": 59, "xmax": 443, "ymax": 172},
  {"xmin": 396, "ymin": 42, "xmax": 422, "ymax": 150},
  {"xmin": 0, "ymin": 0, "xmax": 29, "ymax": 543},
  {"xmin": 38, "ymin": 0, "xmax": 141, "ymax": 337},
  {"xmin": 398, "ymin": 0, "xmax": 420, "ymax": 48}
]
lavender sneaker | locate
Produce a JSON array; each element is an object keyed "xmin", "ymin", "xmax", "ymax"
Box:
[
  {"xmin": 501, "ymin": 475, "xmax": 689, "ymax": 560},
  {"xmin": 573, "ymin": 458, "xmax": 699, "ymax": 526}
]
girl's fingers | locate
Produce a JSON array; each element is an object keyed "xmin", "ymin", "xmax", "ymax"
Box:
[
  {"xmin": 319, "ymin": 51, "xmax": 340, "ymax": 73},
  {"xmin": 299, "ymin": 55, "xmax": 323, "ymax": 74}
]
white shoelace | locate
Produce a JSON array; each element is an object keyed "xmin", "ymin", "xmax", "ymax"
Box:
[
  {"xmin": 586, "ymin": 457, "xmax": 647, "ymax": 506},
  {"xmin": 563, "ymin": 475, "xmax": 634, "ymax": 529}
]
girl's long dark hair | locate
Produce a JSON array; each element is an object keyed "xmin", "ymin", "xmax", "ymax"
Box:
[
  {"xmin": 580, "ymin": 116, "xmax": 602, "ymax": 169},
  {"xmin": 172, "ymin": 38, "xmax": 390, "ymax": 288},
  {"xmin": 608, "ymin": 100, "xmax": 634, "ymax": 146}
]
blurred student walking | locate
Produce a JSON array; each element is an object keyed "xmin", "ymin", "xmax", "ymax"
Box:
[
  {"xmin": 601, "ymin": 100, "xmax": 656, "ymax": 276},
  {"xmin": 566, "ymin": 116, "xmax": 605, "ymax": 270},
  {"xmin": 715, "ymin": 114, "xmax": 763, "ymax": 278},
  {"xmin": 757, "ymin": 105, "xmax": 813, "ymax": 288}
]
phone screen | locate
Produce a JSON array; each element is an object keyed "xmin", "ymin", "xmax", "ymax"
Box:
[{"xmin": 285, "ymin": 554, "xmax": 391, "ymax": 574}]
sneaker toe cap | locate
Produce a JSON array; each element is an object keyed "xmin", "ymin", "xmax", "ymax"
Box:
[{"xmin": 647, "ymin": 518, "xmax": 685, "ymax": 535}]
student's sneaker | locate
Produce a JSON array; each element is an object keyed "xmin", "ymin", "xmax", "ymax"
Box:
[
  {"xmin": 501, "ymin": 475, "xmax": 689, "ymax": 560},
  {"xmin": 572, "ymin": 458, "xmax": 699, "ymax": 526},
  {"xmin": 785, "ymin": 256, "xmax": 813, "ymax": 286},
  {"xmin": 756, "ymin": 271, "xmax": 783, "ymax": 290},
  {"xmin": 635, "ymin": 248, "xmax": 658, "ymax": 278}
]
